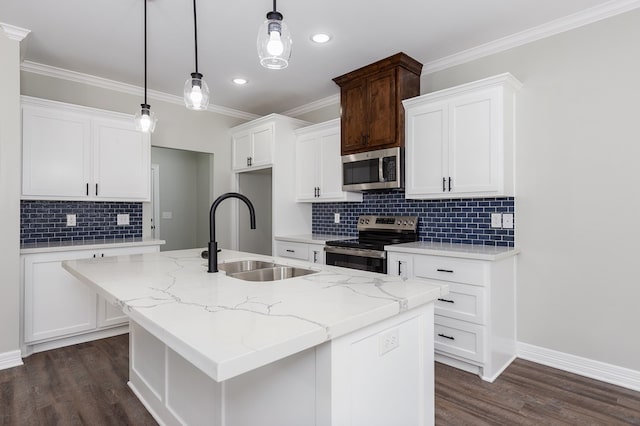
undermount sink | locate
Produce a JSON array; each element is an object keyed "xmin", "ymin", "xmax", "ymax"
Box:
[
  {"xmin": 218, "ymin": 260, "xmax": 318, "ymax": 282},
  {"xmin": 217, "ymin": 260, "xmax": 276, "ymax": 274}
]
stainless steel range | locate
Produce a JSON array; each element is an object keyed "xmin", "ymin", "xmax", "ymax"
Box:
[{"xmin": 324, "ymin": 215, "xmax": 418, "ymax": 274}]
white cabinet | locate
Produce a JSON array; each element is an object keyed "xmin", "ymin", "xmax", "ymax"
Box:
[
  {"xmin": 295, "ymin": 119, "xmax": 363, "ymax": 203},
  {"xmin": 231, "ymin": 122, "xmax": 274, "ymax": 171},
  {"xmin": 387, "ymin": 248, "xmax": 516, "ymax": 382},
  {"xmin": 21, "ymin": 97, "xmax": 151, "ymax": 201},
  {"xmin": 22, "ymin": 244, "xmax": 160, "ymax": 351},
  {"xmin": 275, "ymin": 240, "xmax": 325, "ymax": 264},
  {"xmin": 403, "ymin": 73, "xmax": 521, "ymax": 199}
]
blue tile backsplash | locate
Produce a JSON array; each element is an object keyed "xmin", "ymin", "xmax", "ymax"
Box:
[
  {"xmin": 312, "ymin": 190, "xmax": 515, "ymax": 247},
  {"xmin": 21, "ymin": 200, "xmax": 143, "ymax": 244}
]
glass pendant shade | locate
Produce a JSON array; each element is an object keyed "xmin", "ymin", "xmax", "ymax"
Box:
[
  {"xmin": 257, "ymin": 12, "xmax": 292, "ymax": 69},
  {"xmin": 135, "ymin": 104, "xmax": 157, "ymax": 133},
  {"xmin": 184, "ymin": 72, "xmax": 210, "ymax": 110}
]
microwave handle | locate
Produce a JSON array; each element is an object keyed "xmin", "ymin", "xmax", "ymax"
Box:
[{"xmin": 379, "ymin": 157, "xmax": 385, "ymax": 182}]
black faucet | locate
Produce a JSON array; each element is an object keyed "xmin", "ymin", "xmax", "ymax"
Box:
[{"xmin": 208, "ymin": 192, "xmax": 256, "ymax": 273}]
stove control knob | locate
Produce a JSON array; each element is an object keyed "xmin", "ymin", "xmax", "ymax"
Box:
[
  {"xmin": 409, "ymin": 220, "xmax": 414, "ymax": 226},
  {"xmin": 396, "ymin": 220, "xmax": 401, "ymax": 225},
  {"xmin": 365, "ymin": 219, "xmax": 370, "ymax": 224}
]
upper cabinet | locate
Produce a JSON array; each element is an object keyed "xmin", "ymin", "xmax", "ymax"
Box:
[
  {"xmin": 333, "ymin": 53, "xmax": 422, "ymax": 155},
  {"xmin": 403, "ymin": 73, "xmax": 522, "ymax": 199},
  {"xmin": 295, "ymin": 119, "xmax": 362, "ymax": 203},
  {"xmin": 231, "ymin": 121, "xmax": 275, "ymax": 171},
  {"xmin": 21, "ymin": 97, "xmax": 151, "ymax": 201}
]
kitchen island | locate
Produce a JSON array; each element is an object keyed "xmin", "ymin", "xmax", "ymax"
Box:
[{"xmin": 63, "ymin": 248, "xmax": 446, "ymax": 426}]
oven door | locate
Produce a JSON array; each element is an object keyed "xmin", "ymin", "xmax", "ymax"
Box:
[{"xmin": 324, "ymin": 246, "xmax": 387, "ymax": 274}]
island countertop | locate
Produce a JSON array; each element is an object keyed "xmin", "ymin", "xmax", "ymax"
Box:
[{"xmin": 63, "ymin": 248, "xmax": 446, "ymax": 382}]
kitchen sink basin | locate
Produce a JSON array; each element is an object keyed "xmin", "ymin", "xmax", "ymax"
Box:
[
  {"xmin": 227, "ymin": 266, "xmax": 318, "ymax": 282},
  {"xmin": 217, "ymin": 260, "xmax": 276, "ymax": 274}
]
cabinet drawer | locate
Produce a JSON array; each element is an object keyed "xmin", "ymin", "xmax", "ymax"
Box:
[
  {"xmin": 434, "ymin": 316, "xmax": 484, "ymax": 363},
  {"xmin": 276, "ymin": 242, "xmax": 309, "ymax": 261},
  {"xmin": 414, "ymin": 256, "xmax": 487, "ymax": 286},
  {"xmin": 435, "ymin": 282, "xmax": 485, "ymax": 324}
]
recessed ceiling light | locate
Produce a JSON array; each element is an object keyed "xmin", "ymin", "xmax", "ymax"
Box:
[
  {"xmin": 232, "ymin": 78, "xmax": 248, "ymax": 85},
  {"xmin": 311, "ymin": 33, "xmax": 331, "ymax": 44}
]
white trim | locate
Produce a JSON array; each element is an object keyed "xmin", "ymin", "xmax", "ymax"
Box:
[
  {"xmin": 20, "ymin": 61, "xmax": 259, "ymax": 121},
  {"xmin": 517, "ymin": 342, "xmax": 640, "ymax": 392},
  {"xmin": 423, "ymin": 0, "xmax": 640, "ymax": 74},
  {"xmin": 281, "ymin": 94, "xmax": 340, "ymax": 117},
  {"xmin": 0, "ymin": 350, "xmax": 23, "ymax": 371},
  {"xmin": 0, "ymin": 23, "xmax": 31, "ymax": 41}
]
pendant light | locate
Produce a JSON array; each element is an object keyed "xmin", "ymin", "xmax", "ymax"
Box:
[
  {"xmin": 184, "ymin": 0, "xmax": 210, "ymax": 110},
  {"xmin": 135, "ymin": 0, "xmax": 157, "ymax": 133},
  {"xmin": 257, "ymin": 0, "xmax": 292, "ymax": 69}
]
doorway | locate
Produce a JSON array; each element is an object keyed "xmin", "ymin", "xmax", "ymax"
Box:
[{"xmin": 238, "ymin": 168, "xmax": 272, "ymax": 255}]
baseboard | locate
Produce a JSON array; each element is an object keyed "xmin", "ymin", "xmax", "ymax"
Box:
[
  {"xmin": 517, "ymin": 342, "xmax": 640, "ymax": 392},
  {"xmin": 0, "ymin": 350, "xmax": 24, "ymax": 371}
]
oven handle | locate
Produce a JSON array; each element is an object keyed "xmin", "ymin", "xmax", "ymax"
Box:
[{"xmin": 324, "ymin": 246, "xmax": 387, "ymax": 259}]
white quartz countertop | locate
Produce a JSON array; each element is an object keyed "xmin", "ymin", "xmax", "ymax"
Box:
[
  {"xmin": 274, "ymin": 234, "xmax": 346, "ymax": 245},
  {"xmin": 21, "ymin": 238, "xmax": 165, "ymax": 254},
  {"xmin": 63, "ymin": 248, "xmax": 445, "ymax": 382},
  {"xmin": 385, "ymin": 241, "xmax": 520, "ymax": 261}
]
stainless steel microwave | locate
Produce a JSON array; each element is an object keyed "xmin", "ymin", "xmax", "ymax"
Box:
[{"xmin": 342, "ymin": 147, "xmax": 403, "ymax": 191}]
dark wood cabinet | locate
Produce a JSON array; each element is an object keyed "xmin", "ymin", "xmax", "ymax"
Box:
[{"xmin": 333, "ymin": 53, "xmax": 422, "ymax": 155}]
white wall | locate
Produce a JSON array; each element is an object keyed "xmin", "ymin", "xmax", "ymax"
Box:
[
  {"xmin": 425, "ymin": 9, "xmax": 640, "ymax": 371},
  {"xmin": 0, "ymin": 32, "xmax": 22, "ymax": 355},
  {"xmin": 20, "ymin": 71, "xmax": 247, "ymax": 248}
]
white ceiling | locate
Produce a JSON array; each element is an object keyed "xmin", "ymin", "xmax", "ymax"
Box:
[{"xmin": 0, "ymin": 0, "xmax": 622, "ymax": 116}]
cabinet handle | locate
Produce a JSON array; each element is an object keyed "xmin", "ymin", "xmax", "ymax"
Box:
[
  {"xmin": 365, "ymin": 134, "xmax": 369, "ymax": 146},
  {"xmin": 438, "ymin": 333, "xmax": 455, "ymax": 341},
  {"xmin": 398, "ymin": 260, "xmax": 402, "ymax": 276},
  {"xmin": 436, "ymin": 268, "xmax": 454, "ymax": 273},
  {"xmin": 313, "ymin": 251, "xmax": 318, "ymax": 263},
  {"xmin": 95, "ymin": 183, "xmax": 98, "ymax": 196},
  {"xmin": 438, "ymin": 298, "xmax": 455, "ymax": 304},
  {"xmin": 317, "ymin": 187, "xmax": 320, "ymax": 197},
  {"xmin": 286, "ymin": 249, "xmax": 295, "ymax": 253},
  {"xmin": 314, "ymin": 187, "xmax": 317, "ymax": 197},
  {"xmin": 86, "ymin": 183, "xmax": 89, "ymax": 196},
  {"xmin": 442, "ymin": 177, "xmax": 446, "ymax": 192},
  {"xmin": 93, "ymin": 254, "xmax": 96, "ymax": 258},
  {"xmin": 448, "ymin": 177, "xmax": 452, "ymax": 192}
]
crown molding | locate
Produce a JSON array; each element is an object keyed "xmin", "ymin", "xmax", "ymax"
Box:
[
  {"xmin": 423, "ymin": 0, "xmax": 640, "ymax": 75},
  {"xmin": 0, "ymin": 23, "xmax": 31, "ymax": 41},
  {"xmin": 281, "ymin": 93, "xmax": 340, "ymax": 117},
  {"xmin": 20, "ymin": 61, "xmax": 259, "ymax": 121}
]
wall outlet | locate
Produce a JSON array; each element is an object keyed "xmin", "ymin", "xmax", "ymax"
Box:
[
  {"xmin": 117, "ymin": 214, "xmax": 130, "ymax": 226},
  {"xmin": 378, "ymin": 328, "xmax": 399, "ymax": 356},
  {"xmin": 66, "ymin": 214, "xmax": 76, "ymax": 227},
  {"xmin": 162, "ymin": 211, "xmax": 173, "ymax": 219},
  {"xmin": 334, "ymin": 213, "xmax": 340, "ymax": 224},
  {"xmin": 490, "ymin": 213, "xmax": 502, "ymax": 228},
  {"xmin": 502, "ymin": 213, "xmax": 514, "ymax": 229}
]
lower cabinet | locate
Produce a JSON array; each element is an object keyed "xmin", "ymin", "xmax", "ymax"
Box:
[
  {"xmin": 22, "ymin": 244, "xmax": 160, "ymax": 352},
  {"xmin": 387, "ymin": 250, "xmax": 516, "ymax": 382},
  {"xmin": 274, "ymin": 240, "xmax": 325, "ymax": 264}
]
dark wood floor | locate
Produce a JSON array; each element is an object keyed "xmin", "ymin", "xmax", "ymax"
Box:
[{"xmin": 1, "ymin": 335, "xmax": 639, "ymax": 425}]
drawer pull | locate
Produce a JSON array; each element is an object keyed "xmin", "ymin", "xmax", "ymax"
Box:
[
  {"xmin": 438, "ymin": 298, "xmax": 455, "ymax": 304},
  {"xmin": 438, "ymin": 333, "xmax": 455, "ymax": 341},
  {"xmin": 436, "ymin": 268, "xmax": 454, "ymax": 273},
  {"xmin": 286, "ymin": 249, "xmax": 295, "ymax": 253}
]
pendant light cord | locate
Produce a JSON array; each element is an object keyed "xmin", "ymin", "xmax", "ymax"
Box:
[
  {"xmin": 193, "ymin": 0, "xmax": 199, "ymax": 73},
  {"xmin": 273, "ymin": 0, "xmax": 276, "ymax": 12},
  {"xmin": 144, "ymin": 0, "xmax": 148, "ymax": 105}
]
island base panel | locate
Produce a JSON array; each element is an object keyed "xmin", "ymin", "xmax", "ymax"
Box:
[{"xmin": 128, "ymin": 303, "xmax": 435, "ymax": 426}]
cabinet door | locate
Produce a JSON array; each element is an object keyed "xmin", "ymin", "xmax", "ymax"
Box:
[
  {"xmin": 22, "ymin": 106, "xmax": 92, "ymax": 198},
  {"xmin": 93, "ymin": 118, "xmax": 151, "ymax": 201},
  {"xmin": 295, "ymin": 134, "xmax": 320, "ymax": 201},
  {"xmin": 232, "ymin": 131, "xmax": 252, "ymax": 170},
  {"xmin": 366, "ymin": 69, "xmax": 397, "ymax": 150},
  {"xmin": 405, "ymin": 102, "xmax": 449, "ymax": 198},
  {"xmin": 448, "ymin": 89, "xmax": 501, "ymax": 195},
  {"xmin": 317, "ymin": 130, "xmax": 344, "ymax": 200},
  {"xmin": 24, "ymin": 251, "xmax": 97, "ymax": 343},
  {"xmin": 340, "ymin": 81, "xmax": 368, "ymax": 154},
  {"xmin": 250, "ymin": 123, "xmax": 274, "ymax": 167}
]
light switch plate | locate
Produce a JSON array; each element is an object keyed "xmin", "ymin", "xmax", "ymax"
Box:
[
  {"xmin": 162, "ymin": 211, "xmax": 173, "ymax": 219},
  {"xmin": 334, "ymin": 213, "xmax": 340, "ymax": 224},
  {"xmin": 502, "ymin": 213, "xmax": 514, "ymax": 229},
  {"xmin": 490, "ymin": 213, "xmax": 502, "ymax": 228},
  {"xmin": 117, "ymin": 214, "xmax": 130, "ymax": 226},
  {"xmin": 66, "ymin": 214, "xmax": 76, "ymax": 227}
]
